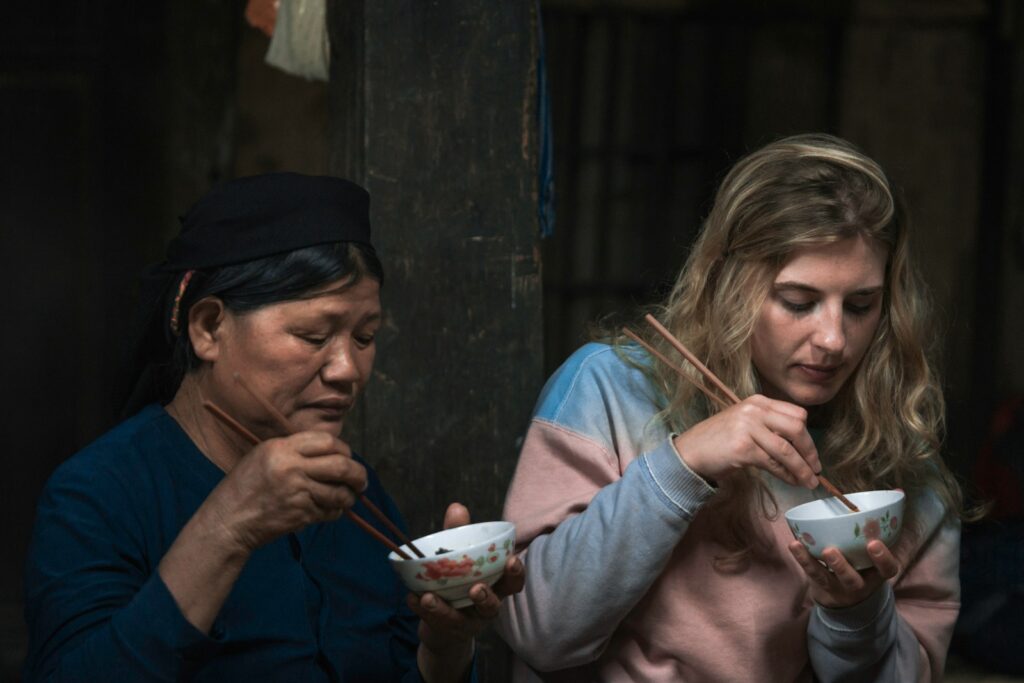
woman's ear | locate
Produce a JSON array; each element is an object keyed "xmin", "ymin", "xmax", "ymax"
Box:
[{"xmin": 187, "ymin": 297, "xmax": 227, "ymax": 362}]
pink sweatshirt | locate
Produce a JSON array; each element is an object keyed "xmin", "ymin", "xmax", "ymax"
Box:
[{"xmin": 497, "ymin": 343, "xmax": 960, "ymax": 682}]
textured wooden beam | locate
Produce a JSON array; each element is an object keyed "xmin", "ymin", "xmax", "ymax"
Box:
[{"xmin": 327, "ymin": 6, "xmax": 543, "ymax": 677}]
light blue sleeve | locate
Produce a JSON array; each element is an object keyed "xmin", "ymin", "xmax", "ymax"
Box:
[{"xmin": 498, "ymin": 343, "xmax": 717, "ymax": 671}]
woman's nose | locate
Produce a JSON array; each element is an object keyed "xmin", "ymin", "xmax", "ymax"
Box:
[
  {"xmin": 321, "ymin": 344, "xmax": 361, "ymax": 384},
  {"xmin": 812, "ymin": 306, "xmax": 846, "ymax": 354}
]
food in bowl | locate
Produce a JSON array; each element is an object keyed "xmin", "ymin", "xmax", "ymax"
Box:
[
  {"xmin": 389, "ymin": 521, "xmax": 515, "ymax": 608},
  {"xmin": 784, "ymin": 490, "xmax": 905, "ymax": 570}
]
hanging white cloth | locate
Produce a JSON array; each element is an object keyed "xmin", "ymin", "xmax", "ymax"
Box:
[{"xmin": 265, "ymin": 0, "xmax": 330, "ymax": 82}]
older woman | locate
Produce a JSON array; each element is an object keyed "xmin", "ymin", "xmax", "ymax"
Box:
[
  {"xmin": 24, "ymin": 173, "xmax": 523, "ymax": 682},
  {"xmin": 498, "ymin": 134, "xmax": 964, "ymax": 681}
]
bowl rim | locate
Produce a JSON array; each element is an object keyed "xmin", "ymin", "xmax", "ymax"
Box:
[
  {"xmin": 784, "ymin": 489, "xmax": 905, "ymax": 522},
  {"xmin": 388, "ymin": 520, "xmax": 515, "ymax": 563}
]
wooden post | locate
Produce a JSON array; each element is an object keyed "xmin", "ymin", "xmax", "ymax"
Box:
[{"xmin": 328, "ymin": 3, "xmax": 543, "ymax": 679}]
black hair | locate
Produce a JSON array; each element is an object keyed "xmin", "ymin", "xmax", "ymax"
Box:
[{"xmin": 126, "ymin": 241, "xmax": 383, "ymax": 412}]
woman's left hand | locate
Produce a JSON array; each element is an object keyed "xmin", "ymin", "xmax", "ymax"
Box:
[
  {"xmin": 788, "ymin": 539, "xmax": 900, "ymax": 609},
  {"xmin": 408, "ymin": 503, "xmax": 525, "ymax": 682}
]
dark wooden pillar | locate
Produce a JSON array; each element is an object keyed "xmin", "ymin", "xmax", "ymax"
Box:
[{"xmin": 328, "ymin": 3, "xmax": 543, "ymax": 679}]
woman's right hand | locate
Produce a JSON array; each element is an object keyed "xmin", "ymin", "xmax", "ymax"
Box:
[
  {"xmin": 671, "ymin": 394, "xmax": 821, "ymax": 488},
  {"xmin": 159, "ymin": 430, "xmax": 365, "ymax": 632},
  {"xmin": 204, "ymin": 431, "xmax": 368, "ymax": 553}
]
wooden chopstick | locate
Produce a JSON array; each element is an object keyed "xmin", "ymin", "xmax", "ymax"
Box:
[
  {"xmin": 229, "ymin": 373, "xmax": 428, "ymax": 558},
  {"xmin": 640, "ymin": 314, "xmax": 860, "ymax": 512},
  {"xmin": 622, "ymin": 328, "xmax": 731, "ymax": 411},
  {"xmin": 203, "ymin": 401, "xmax": 262, "ymax": 445},
  {"xmin": 202, "ymin": 399, "xmax": 417, "ymax": 560},
  {"xmin": 644, "ymin": 315, "xmax": 742, "ymax": 404}
]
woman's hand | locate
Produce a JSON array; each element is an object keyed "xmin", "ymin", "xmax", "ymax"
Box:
[
  {"xmin": 409, "ymin": 503, "xmax": 526, "ymax": 683},
  {"xmin": 160, "ymin": 431, "xmax": 366, "ymax": 633},
  {"xmin": 672, "ymin": 394, "xmax": 821, "ymax": 488},
  {"xmin": 788, "ymin": 539, "xmax": 900, "ymax": 608},
  {"xmin": 205, "ymin": 431, "xmax": 368, "ymax": 553}
]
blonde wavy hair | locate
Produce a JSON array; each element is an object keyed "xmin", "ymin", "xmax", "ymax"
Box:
[{"xmin": 620, "ymin": 133, "xmax": 965, "ymax": 564}]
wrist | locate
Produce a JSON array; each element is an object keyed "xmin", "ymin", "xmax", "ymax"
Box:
[
  {"xmin": 417, "ymin": 638, "xmax": 474, "ymax": 683},
  {"xmin": 814, "ymin": 582, "xmax": 893, "ymax": 630},
  {"xmin": 192, "ymin": 495, "xmax": 256, "ymax": 560},
  {"xmin": 670, "ymin": 433, "xmax": 717, "ymax": 488}
]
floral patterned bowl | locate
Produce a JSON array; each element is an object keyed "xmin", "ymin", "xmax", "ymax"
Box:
[
  {"xmin": 388, "ymin": 521, "xmax": 516, "ymax": 608},
  {"xmin": 784, "ymin": 490, "xmax": 905, "ymax": 570}
]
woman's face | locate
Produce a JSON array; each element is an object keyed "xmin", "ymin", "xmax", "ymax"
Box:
[
  {"xmin": 750, "ymin": 235, "xmax": 887, "ymax": 407},
  {"xmin": 204, "ymin": 276, "xmax": 381, "ymax": 437}
]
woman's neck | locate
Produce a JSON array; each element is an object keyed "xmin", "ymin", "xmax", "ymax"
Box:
[{"xmin": 166, "ymin": 374, "xmax": 249, "ymax": 472}]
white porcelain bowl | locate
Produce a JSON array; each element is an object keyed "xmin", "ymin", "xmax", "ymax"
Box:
[
  {"xmin": 784, "ymin": 490, "xmax": 905, "ymax": 570},
  {"xmin": 389, "ymin": 521, "xmax": 515, "ymax": 608}
]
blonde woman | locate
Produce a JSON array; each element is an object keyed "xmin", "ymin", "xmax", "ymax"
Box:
[{"xmin": 498, "ymin": 134, "xmax": 963, "ymax": 682}]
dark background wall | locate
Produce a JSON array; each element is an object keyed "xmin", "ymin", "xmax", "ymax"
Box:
[{"xmin": 2, "ymin": 0, "xmax": 1022, "ymax": 681}]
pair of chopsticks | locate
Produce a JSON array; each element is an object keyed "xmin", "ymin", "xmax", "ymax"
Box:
[
  {"xmin": 201, "ymin": 375, "xmax": 426, "ymax": 560},
  {"xmin": 625, "ymin": 313, "xmax": 860, "ymax": 513}
]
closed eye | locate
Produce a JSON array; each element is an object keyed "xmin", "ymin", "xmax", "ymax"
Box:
[
  {"xmin": 780, "ymin": 299, "xmax": 814, "ymax": 314},
  {"xmin": 844, "ymin": 291, "xmax": 882, "ymax": 316},
  {"xmin": 845, "ymin": 303, "xmax": 872, "ymax": 315},
  {"xmin": 295, "ymin": 333, "xmax": 328, "ymax": 346}
]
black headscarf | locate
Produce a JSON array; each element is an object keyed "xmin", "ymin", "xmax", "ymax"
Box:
[
  {"xmin": 122, "ymin": 172, "xmax": 375, "ymax": 414},
  {"xmin": 168, "ymin": 172, "xmax": 371, "ymax": 269}
]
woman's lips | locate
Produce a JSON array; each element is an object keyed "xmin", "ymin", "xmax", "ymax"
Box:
[
  {"xmin": 305, "ymin": 399, "xmax": 353, "ymax": 417},
  {"xmin": 794, "ymin": 364, "xmax": 840, "ymax": 382}
]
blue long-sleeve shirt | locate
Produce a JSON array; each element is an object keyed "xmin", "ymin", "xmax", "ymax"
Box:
[{"xmin": 24, "ymin": 404, "xmax": 427, "ymax": 682}]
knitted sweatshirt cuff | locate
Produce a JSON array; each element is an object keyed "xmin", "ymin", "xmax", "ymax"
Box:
[
  {"xmin": 814, "ymin": 583, "xmax": 894, "ymax": 634},
  {"xmin": 643, "ymin": 435, "xmax": 717, "ymax": 521}
]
